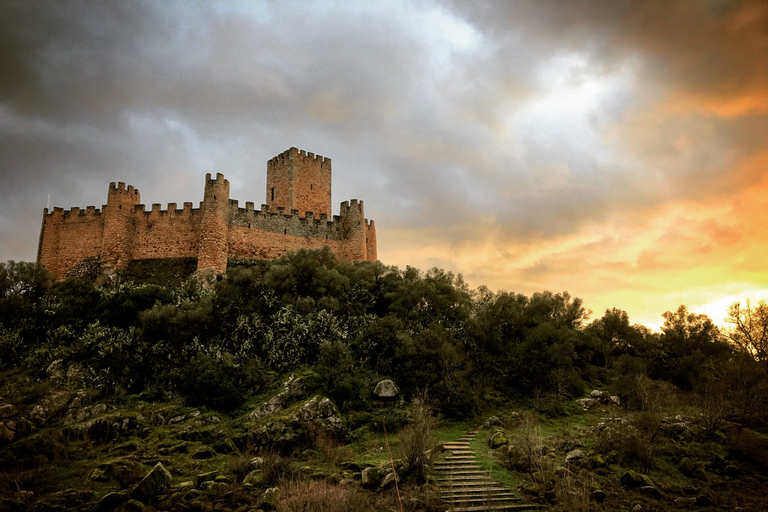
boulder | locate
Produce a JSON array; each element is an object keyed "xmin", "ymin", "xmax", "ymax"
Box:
[
  {"xmin": 576, "ymin": 398, "xmax": 597, "ymax": 411},
  {"xmin": 489, "ymin": 431, "xmax": 508, "ymax": 449},
  {"xmin": 123, "ymin": 499, "xmax": 145, "ymax": 511},
  {"xmin": 29, "ymin": 391, "xmax": 74, "ymax": 426},
  {"xmin": 380, "ymin": 472, "xmax": 397, "ymax": 489},
  {"xmin": 293, "ymin": 396, "xmax": 344, "ymax": 434},
  {"xmin": 0, "ymin": 404, "xmax": 17, "ymax": 418},
  {"xmin": 590, "ymin": 390, "xmax": 604, "ymax": 399},
  {"xmin": 565, "ymin": 449, "xmax": 585, "ymax": 463},
  {"xmin": 0, "ymin": 419, "xmax": 16, "ymax": 443},
  {"xmin": 361, "ymin": 467, "xmax": 381, "ymax": 488},
  {"xmin": 196, "ymin": 470, "xmax": 219, "ymax": 487},
  {"xmin": 639, "ymin": 486, "xmax": 662, "ymax": 499},
  {"xmin": 242, "ymin": 469, "xmax": 263, "ymax": 486},
  {"xmin": 621, "ymin": 470, "xmax": 654, "ymax": 489},
  {"xmin": 374, "ymin": 380, "xmax": 400, "ymax": 398},
  {"xmin": 130, "ymin": 462, "xmax": 172, "ymax": 501},
  {"xmin": 260, "ymin": 487, "xmax": 280, "ymax": 510},
  {"xmin": 609, "ymin": 396, "xmax": 621, "ymax": 406},
  {"xmin": 248, "ymin": 375, "xmax": 305, "ymax": 420},
  {"xmin": 483, "ymin": 416, "xmax": 502, "ymax": 428},
  {"xmin": 590, "ymin": 489, "xmax": 607, "ymax": 503},
  {"xmin": 95, "ymin": 491, "xmax": 130, "ymax": 512}
]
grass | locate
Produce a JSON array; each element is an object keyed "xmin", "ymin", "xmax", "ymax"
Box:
[{"xmin": 469, "ymin": 427, "xmax": 522, "ymax": 490}]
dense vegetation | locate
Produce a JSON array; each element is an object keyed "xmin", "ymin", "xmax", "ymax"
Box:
[
  {"xmin": 2, "ymin": 251, "xmax": 768, "ymax": 511},
  {"xmin": 2, "ymin": 250, "xmax": 766, "ymax": 423}
]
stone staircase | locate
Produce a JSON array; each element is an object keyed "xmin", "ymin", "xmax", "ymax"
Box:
[{"xmin": 435, "ymin": 430, "xmax": 544, "ymax": 512}]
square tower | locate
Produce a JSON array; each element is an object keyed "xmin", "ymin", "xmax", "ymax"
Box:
[{"xmin": 266, "ymin": 147, "xmax": 332, "ymax": 218}]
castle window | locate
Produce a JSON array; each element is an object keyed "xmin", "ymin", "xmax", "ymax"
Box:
[
  {"xmin": 214, "ymin": 195, "xmax": 216, "ymax": 200},
  {"xmin": 249, "ymin": 223, "xmax": 251, "ymax": 228},
  {"xmin": 284, "ymin": 228, "xmax": 287, "ymax": 234},
  {"xmin": 310, "ymin": 184, "xmax": 313, "ymax": 190},
  {"xmin": 271, "ymin": 187, "xmax": 275, "ymax": 201},
  {"xmin": 118, "ymin": 205, "xmax": 121, "ymax": 210}
]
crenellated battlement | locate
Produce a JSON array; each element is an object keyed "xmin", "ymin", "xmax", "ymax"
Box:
[
  {"xmin": 267, "ymin": 147, "xmax": 332, "ymax": 168},
  {"xmin": 38, "ymin": 147, "xmax": 376, "ymax": 278},
  {"xmin": 135, "ymin": 202, "xmax": 202, "ymax": 218},
  {"xmin": 43, "ymin": 205, "xmax": 103, "ymax": 220}
]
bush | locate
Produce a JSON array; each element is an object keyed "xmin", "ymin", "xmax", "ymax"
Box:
[{"xmin": 176, "ymin": 353, "xmax": 244, "ymax": 411}]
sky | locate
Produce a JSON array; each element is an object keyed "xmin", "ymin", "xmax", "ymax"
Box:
[{"xmin": 1, "ymin": 0, "xmax": 767, "ymax": 330}]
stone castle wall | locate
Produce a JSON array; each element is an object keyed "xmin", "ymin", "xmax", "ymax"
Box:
[{"xmin": 38, "ymin": 148, "xmax": 377, "ymax": 278}]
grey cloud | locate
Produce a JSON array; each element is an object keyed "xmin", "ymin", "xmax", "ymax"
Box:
[{"xmin": 1, "ymin": 0, "xmax": 765, "ymax": 268}]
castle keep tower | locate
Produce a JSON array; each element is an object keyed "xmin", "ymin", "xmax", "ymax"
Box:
[
  {"xmin": 37, "ymin": 147, "xmax": 377, "ymax": 279},
  {"xmin": 267, "ymin": 148, "xmax": 332, "ymax": 218}
]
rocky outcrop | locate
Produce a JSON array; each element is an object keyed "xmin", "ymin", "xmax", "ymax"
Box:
[{"xmin": 248, "ymin": 374, "xmax": 306, "ymax": 421}]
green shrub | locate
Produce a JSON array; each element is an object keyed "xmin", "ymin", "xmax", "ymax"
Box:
[{"xmin": 177, "ymin": 352, "xmax": 244, "ymax": 411}]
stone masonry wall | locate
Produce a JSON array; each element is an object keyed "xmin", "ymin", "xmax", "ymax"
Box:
[
  {"xmin": 38, "ymin": 207, "xmax": 105, "ymax": 277},
  {"xmin": 38, "ymin": 148, "xmax": 377, "ymax": 278},
  {"xmin": 132, "ymin": 203, "xmax": 202, "ymax": 260}
]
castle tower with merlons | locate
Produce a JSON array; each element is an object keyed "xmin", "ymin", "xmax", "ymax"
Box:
[{"xmin": 37, "ymin": 147, "xmax": 377, "ymax": 279}]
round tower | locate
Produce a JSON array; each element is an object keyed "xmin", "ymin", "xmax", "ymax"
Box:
[
  {"xmin": 339, "ymin": 199, "xmax": 368, "ymax": 262},
  {"xmin": 197, "ymin": 173, "xmax": 230, "ymax": 274},
  {"xmin": 102, "ymin": 182, "xmax": 139, "ymax": 271}
]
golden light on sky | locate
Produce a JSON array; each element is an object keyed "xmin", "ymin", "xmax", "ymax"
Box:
[{"xmin": 1, "ymin": 0, "xmax": 767, "ymax": 330}]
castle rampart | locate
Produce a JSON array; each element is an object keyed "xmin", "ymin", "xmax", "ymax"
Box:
[{"xmin": 38, "ymin": 148, "xmax": 377, "ymax": 278}]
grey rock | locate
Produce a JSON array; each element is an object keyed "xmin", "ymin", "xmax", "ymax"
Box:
[
  {"xmin": 243, "ymin": 469, "xmax": 263, "ymax": 486},
  {"xmin": 373, "ymin": 380, "xmax": 399, "ymax": 398},
  {"xmin": 29, "ymin": 391, "xmax": 74, "ymax": 426},
  {"xmin": 95, "ymin": 490, "xmax": 129, "ymax": 512},
  {"xmin": 639, "ymin": 486, "xmax": 662, "ymax": 499},
  {"xmin": 130, "ymin": 462, "xmax": 172, "ymax": 501},
  {"xmin": 575, "ymin": 398, "xmax": 597, "ymax": 411},
  {"xmin": 196, "ymin": 470, "xmax": 219, "ymax": 487},
  {"xmin": 379, "ymin": 472, "xmax": 397, "ymax": 489},
  {"xmin": 590, "ymin": 489, "xmax": 606, "ymax": 503},
  {"xmin": 483, "ymin": 415, "xmax": 502, "ymax": 428},
  {"xmin": 590, "ymin": 390, "xmax": 604, "ymax": 399},
  {"xmin": 609, "ymin": 395, "xmax": 621, "ymax": 406},
  {"xmin": 621, "ymin": 470, "xmax": 654, "ymax": 489},
  {"xmin": 489, "ymin": 431, "xmax": 508, "ymax": 449},
  {"xmin": 565, "ymin": 449, "xmax": 585, "ymax": 463},
  {"xmin": 260, "ymin": 487, "xmax": 280, "ymax": 510},
  {"xmin": 361, "ymin": 467, "xmax": 380, "ymax": 488},
  {"xmin": 0, "ymin": 404, "xmax": 17, "ymax": 418}
]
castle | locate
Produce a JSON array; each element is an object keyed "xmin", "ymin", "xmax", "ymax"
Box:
[{"xmin": 37, "ymin": 147, "xmax": 377, "ymax": 279}]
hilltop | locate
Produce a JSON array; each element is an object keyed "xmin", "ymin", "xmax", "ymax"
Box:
[{"xmin": 1, "ymin": 250, "xmax": 767, "ymax": 511}]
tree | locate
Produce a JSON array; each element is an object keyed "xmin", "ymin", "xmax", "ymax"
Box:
[
  {"xmin": 723, "ymin": 300, "xmax": 768, "ymax": 367},
  {"xmin": 655, "ymin": 305, "xmax": 729, "ymax": 389}
]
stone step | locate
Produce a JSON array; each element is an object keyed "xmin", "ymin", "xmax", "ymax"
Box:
[
  {"xmin": 439, "ymin": 475, "xmax": 497, "ymax": 481},
  {"xmin": 438, "ymin": 480, "xmax": 498, "ymax": 488},
  {"xmin": 445, "ymin": 505, "xmax": 545, "ymax": 512},
  {"xmin": 442, "ymin": 491, "xmax": 519, "ymax": 500},
  {"xmin": 444, "ymin": 496, "xmax": 522, "ymax": 505},
  {"xmin": 441, "ymin": 487, "xmax": 513, "ymax": 495}
]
